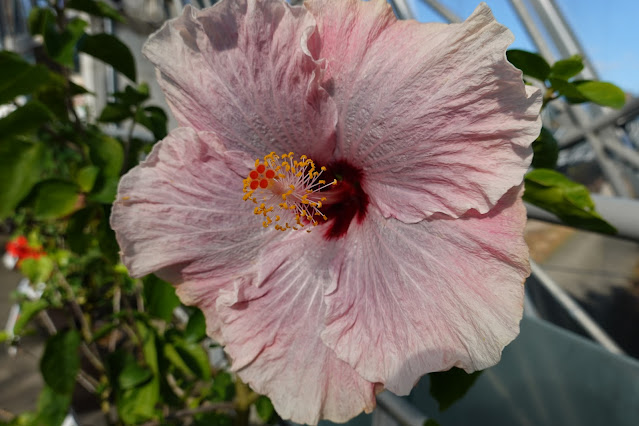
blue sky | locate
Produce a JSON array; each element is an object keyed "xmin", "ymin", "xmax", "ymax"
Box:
[{"xmin": 408, "ymin": 0, "xmax": 639, "ymax": 95}]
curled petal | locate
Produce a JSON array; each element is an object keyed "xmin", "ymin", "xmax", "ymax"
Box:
[
  {"xmin": 320, "ymin": 187, "xmax": 530, "ymax": 394},
  {"xmin": 111, "ymin": 128, "xmax": 271, "ymax": 339},
  {"xmin": 218, "ymin": 234, "xmax": 377, "ymax": 424},
  {"xmin": 143, "ymin": 0, "xmax": 337, "ymax": 162},
  {"xmin": 308, "ymin": 0, "xmax": 541, "ymax": 221}
]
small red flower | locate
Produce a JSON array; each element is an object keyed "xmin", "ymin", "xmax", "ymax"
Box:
[{"xmin": 5, "ymin": 236, "xmax": 45, "ymax": 263}]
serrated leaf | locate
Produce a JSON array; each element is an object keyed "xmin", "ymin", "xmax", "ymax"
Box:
[
  {"xmin": 30, "ymin": 179, "xmax": 80, "ymax": 220},
  {"xmin": 506, "ymin": 49, "xmax": 551, "ymax": 81},
  {"xmin": 550, "ymin": 55, "xmax": 584, "ymax": 80},
  {"xmin": 78, "ymin": 33, "xmax": 136, "ymax": 81},
  {"xmin": 67, "ymin": 0, "xmax": 125, "ymax": 22},
  {"xmin": 143, "ymin": 275, "xmax": 180, "ymax": 322},
  {"xmin": 531, "ymin": 127, "xmax": 559, "ymax": 169},
  {"xmin": 0, "ymin": 101, "xmax": 51, "ymax": 139},
  {"xmin": 184, "ymin": 309, "xmax": 206, "ymax": 343},
  {"xmin": 0, "ymin": 139, "xmax": 46, "ymax": 219},
  {"xmin": 524, "ymin": 169, "xmax": 617, "ymax": 234},
  {"xmin": 40, "ymin": 330, "xmax": 81, "ymax": 394},
  {"xmin": 13, "ymin": 300, "xmax": 49, "ymax": 335},
  {"xmin": 429, "ymin": 368, "xmax": 482, "ymax": 412},
  {"xmin": 575, "ymin": 81, "xmax": 625, "ymax": 109}
]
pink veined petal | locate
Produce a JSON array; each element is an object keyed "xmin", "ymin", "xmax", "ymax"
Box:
[
  {"xmin": 142, "ymin": 0, "xmax": 337, "ymax": 163},
  {"xmin": 217, "ymin": 233, "xmax": 377, "ymax": 424},
  {"xmin": 320, "ymin": 187, "xmax": 530, "ymax": 395},
  {"xmin": 307, "ymin": 0, "xmax": 542, "ymax": 222},
  {"xmin": 110, "ymin": 128, "xmax": 273, "ymax": 340}
]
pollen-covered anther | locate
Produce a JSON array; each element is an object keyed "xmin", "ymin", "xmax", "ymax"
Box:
[{"xmin": 243, "ymin": 152, "xmax": 336, "ymax": 231}]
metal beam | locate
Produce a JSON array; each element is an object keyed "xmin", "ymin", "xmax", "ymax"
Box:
[
  {"xmin": 530, "ymin": 261, "xmax": 624, "ymax": 355},
  {"xmin": 376, "ymin": 392, "xmax": 431, "ymax": 426},
  {"xmin": 508, "ymin": 0, "xmax": 556, "ymax": 60},
  {"xmin": 418, "ymin": 0, "xmax": 461, "ymax": 23}
]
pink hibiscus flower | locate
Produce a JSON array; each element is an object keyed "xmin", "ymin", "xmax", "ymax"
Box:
[{"xmin": 111, "ymin": 0, "xmax": 541, "ymax": 423}]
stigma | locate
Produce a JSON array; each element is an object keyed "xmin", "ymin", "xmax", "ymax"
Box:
[{"xmin": 243, "ymin": 152, "xmax": 336, "ymax": 231}]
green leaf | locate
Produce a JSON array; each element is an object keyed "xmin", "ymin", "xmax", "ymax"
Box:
[
  {"xmin": 45, "ymin": 18, "xmax": 88, "ymax": 67},
  {"xmin": 114, "ymin": 84, "xmax": 150, "ymax": 106},
  {"xmin": 119, "ymin": 360, "xmax": 153, "ymax": 390},
  {"xmin": 76, "ymin": 165, "xmax": 99, "ymax": 192},
  {"xmin": 118, "ymin": 377, "xmax": 159, "ymax": 423},
  {"xmin": 524, "ymin": 169, "xmax": 617, "ymax": 234},
  {"xmin": 40, "ymin": 330, "xmax": 81, "ymax": 394},
  {"xmin": 548, "ymin": 77, "xmax": 588, "ymax": 103},
  {"xmin": 143, "ymin": 275, "xmax": 180, "ymax": 322},
  {"xmin": 531, "ymin": 127, "xmax": 559, "ymax": 169},
  {"xmin": 19, "ymin": 256, "xmax": 54, "ymax": 284},
  {"xmin": 0, "ymin": 330, "xmax": 9, "ymax": 343},
  {"xmin": 67, "ymin": 0, "xmax": 125, "ymax": 22},
  {"xmin": 549, "ymin": 55, "xmax": 584, "ymax": 80},
  {"xmin": 575, "ymin": 81, "xmax": 626, "ymax": 109},
  {"xmin": 255, "ymin": 396, "xmax": 275, "ymax": 423},
  {"xmin": 185, "ymin": 309, "xmax": 207, "ymax": 343},
  {"xmin": 13, "ymin": 300, "xmax": 49, "ymax": 335},
  {"xmin": 78, "ymin": 33, "xmax": 136, "ymax": 81},
  {"xmin": 211, "ymin": 371, "xmax": 235, "ymax": 402},
  {"xmin": 31, "ymin": 386, "xmax": 72, "ymax": 426},
  {"xmin": 164, "ymin": 343, "xmax": 196, "ymax": 379},
  {"xmin": 115, "ymin": 322, "xmax": 160, "ymax": 424},
  {"xmin": 174, "ymin": 339, "xmax": 211, "ymax": 380},
  {"xmin": 0, "ymin": 139, "xmax": 46, "ymax": 219},
  {"xmin": 85, "ymin": 134, "xmax": 124, "ymax": 203},
  {"xmin": 28, "ymin": 7, "xmax": 55, "ymax": 36},
  {"xmin": 506, "ymin": 49, "xmax": 551, "ymax": 81},
  {"xmin": 429, "ymin": 368, "xmax": 482, "ymax": 412},
  {"xmin": 29, "ymin": 179, "xmax": 80, "ymax": 220},
  {"xmin": 0, "ymin": 101, "xmax": 51, "ymax": 139},
  {"xmin": 67, "ymin": 207, "xmax": 95, "ymax": 254},
  {"xmin": 0, "ymin": 52, "xmax": 53, "ymax": 105},
  {"xmin": 135, "ymin": 106, "xmax": 168, "ymax": 140},
  {"xmin": 98, "ymin": 102, "xmax": 133, "ymax": 123}
]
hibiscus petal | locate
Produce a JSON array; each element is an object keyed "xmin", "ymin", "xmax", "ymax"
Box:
[
  {"xmin": 217, "ymin": 233, "xmax": 377, "ymax": 424},
  {"xmin": 142, "ymin": 0, "xmax": 337, "ymax": 162},
  {"xmin": 111, "ymin": 128, "xmax": 271, "ymax": 340},
  {"xmin": 307, "ymin": 0, "xmax": 541, "ymax": 221},
  {"xmin": 320, "ymin": 187, "xmax": 529, "ymax": 394}
]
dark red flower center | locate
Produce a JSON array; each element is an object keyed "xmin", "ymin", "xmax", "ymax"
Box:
[{"xmin": 321, "ymin": 160, "xmax": 369, "ymax": 240}]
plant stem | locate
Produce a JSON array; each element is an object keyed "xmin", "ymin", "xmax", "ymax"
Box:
[{"xmin": 234, "ymin": 377, "xmax": 258, "ymax": 426}]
